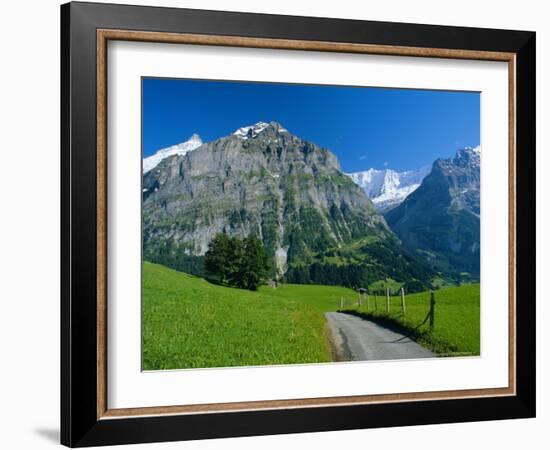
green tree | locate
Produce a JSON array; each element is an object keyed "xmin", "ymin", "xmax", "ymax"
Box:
[
  {"xmin": 232, "ymin": 235, "xmax": 269, "ymax": 291},
  {"xmin": 205, "ymin": 233, "xmax": 269, "ymax": 290},
  {"xmin": 205, "ymin": 233, "xmax": 240, "ymax": 283}
]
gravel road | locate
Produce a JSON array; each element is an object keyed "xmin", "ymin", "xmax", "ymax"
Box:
[{"xmin": 325, "ymin": 312, "xmax": 435, "ymax": 361}]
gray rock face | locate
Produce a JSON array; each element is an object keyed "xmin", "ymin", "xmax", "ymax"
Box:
[
  {"xmin": 385, "ymin": 147, "xmax": 481, "ymax": 277},
  {"xmin": 438, "ymin": 147, "xmax": 480, "ymax": 216},
  {"xmin": 143, "ymin": 121, "xmax": 390, "ymax": 276}
]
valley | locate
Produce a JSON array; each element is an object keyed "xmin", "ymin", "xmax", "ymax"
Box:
[
  {"xmin": 142, "ymin": 121, "xmax": 448, "ymax": 290},
  {"xmin": 143, "ymin": 262, "xmax": 480, "ymax": 370},
  {"xmin": 141, "ymin": 120, "xmax": 481, "ymax": 369}
]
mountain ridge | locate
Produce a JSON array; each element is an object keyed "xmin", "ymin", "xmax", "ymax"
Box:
[
  {"xmin": 385, "ymin": 146, "xmax": 481, "ymax": 278},
  {"xmin": 142, "ymin": 121, "xmax": 434, "ymax": 289}
]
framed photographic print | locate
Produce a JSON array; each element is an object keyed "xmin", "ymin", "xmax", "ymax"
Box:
[{"xmin": 61, "ymin": 1, "xmax": 536, "ymax": 447}]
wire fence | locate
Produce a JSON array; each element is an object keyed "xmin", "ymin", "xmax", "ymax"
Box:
[{"xmin": 337, "ymin": 289, "xmax": 437, "ymax": 331}]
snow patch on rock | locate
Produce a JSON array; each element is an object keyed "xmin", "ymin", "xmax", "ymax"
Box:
[
  {"xmin": 143, "ymin": 134, "xmax": 203, "ymax": 173},
  {"xmin": 347, "ymin": 165, "xmax": 431, "ymax": 212},
  {"xmin": 233, "ymin": 122, "xmax": 270, "ymax": 139}
]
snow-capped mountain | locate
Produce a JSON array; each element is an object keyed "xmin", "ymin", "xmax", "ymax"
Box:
[
  {"xmin": 347, "ymin": 166, "xmax": 431, "ymax": 212},
  {"xmin": 143, "ymin": 120, "xmax": 432, "ymax": 286},
  {"xmin": 143, "ymin": 134, "xmax": 203, "ymax": 173},
  {"xmin": 233, "ymin": 121, "xmax": 288, "ymax": 139},
  {"xmin": 142, "ymin": 123, "xmax": 289, "ymax": 173}
]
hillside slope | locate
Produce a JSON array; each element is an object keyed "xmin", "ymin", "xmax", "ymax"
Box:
[
  {"xmin": 142, "ymin": 262, "xmax": 356, "ymax": 369},
  {"xmin": 385, "ymin": 147, "xmax": 480, "ymax": 278}
]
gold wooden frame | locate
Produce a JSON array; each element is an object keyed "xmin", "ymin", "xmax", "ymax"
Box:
[{"xmin": 96, "ymin": 29, "xmax": 516, "ymax": 420}]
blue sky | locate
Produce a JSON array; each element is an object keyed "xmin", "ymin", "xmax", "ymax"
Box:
[{"xmin": 142, "ymin": 78, "xmax": 479, "ymax": 172}]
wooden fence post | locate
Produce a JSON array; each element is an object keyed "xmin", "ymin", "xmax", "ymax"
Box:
[
  {"xmin": 340, "ymin": 297, "xmax": 343, "ymax": 310},
  {"xmin": 365, "ymin": 293, "xmax": 369, "ymax": 311},
  {"xmin": 374, "ymin": 293, "xmax": 377, "ymax": 310},
  {"xmin": 400, "ymin": 287, "xmax": 406, "ymax": 314},
  {"xmin": 386, "ymin": 288, "xmax": 390, "ymax": 313},
  {"xmin": 429, "ymin": 291, "xmax": 436, "ymax": 331}
]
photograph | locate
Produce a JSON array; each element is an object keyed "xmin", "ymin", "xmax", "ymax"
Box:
[
  {"xmin": 52, "ymin": 1, "xmax": 537, "ymax": 446},
  {"xmin": 141, "ymin": 78, "xmax": 481, "ymax": 371}
]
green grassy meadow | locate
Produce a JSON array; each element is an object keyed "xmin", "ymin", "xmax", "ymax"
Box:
[
  {"xmin": 347, "ymin": 284, "xmax": 480, "ymax": 356},
  {"xmin": 142, "ymin": 261, "xmax": 356, "ymax": 370},
  {"xmin": 143, "ymin": 262, "xmax": 480, "ymax": 370}
]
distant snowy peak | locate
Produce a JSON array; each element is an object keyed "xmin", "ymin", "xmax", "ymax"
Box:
[
  {"xmin": 347, "ymin": 166, "xmax": 431, "ymax": 212},
  {"xmin": 143, "ymin": 134, "xmax": 203, "ymax": 173},
  {"xmin": 233, "ymin": 121, "xmax": 288, "ymax": 139}
]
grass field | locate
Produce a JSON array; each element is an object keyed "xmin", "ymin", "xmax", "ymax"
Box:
[
  {"xmin": 143, "ymin": 262, "xmax": 480, "ymax": 370},
  {"xmin": 143, "ymin": 261, "xmax": 356, "ymax": 370},
  {"xmin": 346, "ymin": 284, "xmax": 480, "ymax": 356}
]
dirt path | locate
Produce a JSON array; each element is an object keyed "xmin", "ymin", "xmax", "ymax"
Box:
[{"xmin": 325, "ymin": 312, "xmax": 435, "ymax": 361}]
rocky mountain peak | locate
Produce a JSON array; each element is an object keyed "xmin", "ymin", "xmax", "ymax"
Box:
[
  {"xmin": 143, "ymin": 133, "xmax": 204, "ymax": 173},
  {"xmin": 385, "ymin": 146, "xmax": 481, "ymax": 277},
  {"xmin": 452, "ymin": 146, "xmax": 480, "ymax": 168},
  {"xmin": 187, "ymin": 133, "xmax": 203, "ymax": 144},
  {"xmin": 232, "ymin": 121, "xmax": 289, "ymax": 140},
  {"xmin": 433, "ymin": 146, "xmax": 480, "ymax": 172},
  {"xmin": 432, "ymin": 146, "xmax": 479, "ymax": 179}
]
